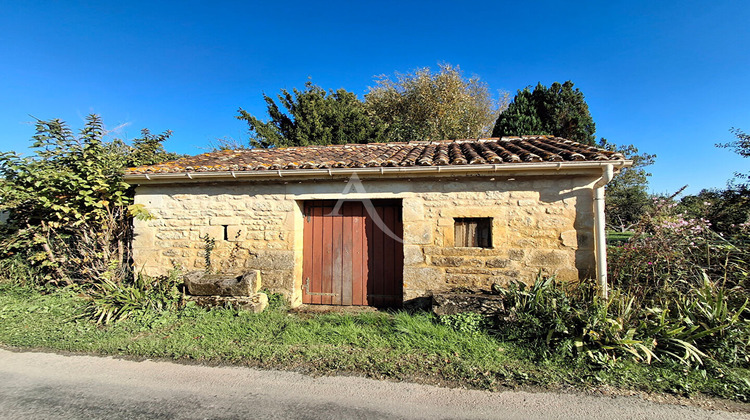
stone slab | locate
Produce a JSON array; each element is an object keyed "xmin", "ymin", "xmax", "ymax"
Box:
[
  {"xmin": 431, "ymin": 292, "xmax": 506, "ymax": 316},
  {"xmin": 189, "ymin": 293, "xmax": 269, "ymax": 313},
  {"xmin": 184, "ymin": 270, "xmax": 261, "ymax": 296}
]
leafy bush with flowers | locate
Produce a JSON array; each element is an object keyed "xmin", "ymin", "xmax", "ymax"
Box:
[
  {"xmin": 610, "ymin": 194, "xmax": 749, "ymax": 294},
  {"xmin": 604, "ymin": 194, "xmax": 749, "ymax": 367},
  {"xmin": 497, "ymin": 194, "xmax": 749, "ymax": 378}
]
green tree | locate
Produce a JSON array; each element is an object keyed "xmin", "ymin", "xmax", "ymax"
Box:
[
  {"xmin": 492, "ymin": 81, "xmax": 596, "ymax": 145},
  {"xmin": 0, "ymin": 115, "xmax": 167, "ymax": 284},
  {"xmin": 668, "ymin": 129, "xmax": 750, "ymax": 237},
  {"xmin": 598, "ymin": 139, "xmax": 656, "ymax": 231},
  {"xmin": 121, "ymin": 129, "xmax": 182, "ymax": 167},
  {"xmin": 717, "ymin": 128, "xmax": 750, "ymax": 186},
  {"xmin": 677, "ymin": 188, "xmax": 750, "ymax": 235},
  {"xmin": 237, "ymin": 81, "xmax": 386, "ymax": 148},
  {"xmin": 364, "ymin": 63, "xmax": 505, "ymax": 142}
]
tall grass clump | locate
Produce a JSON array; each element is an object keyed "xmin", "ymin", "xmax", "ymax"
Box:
[
  {"xmin": 85, "ymin": 269, "xmax": 184, "ymax": 325},
  {"xmin": 0, "ymin": 255, "xmax": 43, "ymax": 287}
]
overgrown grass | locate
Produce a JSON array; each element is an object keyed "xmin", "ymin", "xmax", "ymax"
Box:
[{"xmin": 1, "ymin": 281, "xmax": 748, "ymax": 402}]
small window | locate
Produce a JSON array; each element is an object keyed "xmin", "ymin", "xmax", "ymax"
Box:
[{"xmin": 454, "ymin": 218, "xmax": 492, "ymax": 248}]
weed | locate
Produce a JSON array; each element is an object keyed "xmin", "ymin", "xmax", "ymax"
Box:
[
  {"xmin": 200, "ymin": 233, "xmax": 215, "ymax": 273},
  {"xmin": 262, "ymin": 291, "xmax": 287, "ymax": 311},
  {"xmin": 85, "ymin": 269, "xmax": 183, "ymax": 324},
  {"xmin": 438, "ymin": 312, "xmax": 489, "ymax": 334},
  {"xmin": 0, "ymin": 282, "xmax": 747, "ymax": 402}
]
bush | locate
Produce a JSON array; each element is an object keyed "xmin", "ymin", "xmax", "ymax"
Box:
[
  {"xmin": 609, "ymin": 196, "xmax": 749, "ymax": 294},
  {"xmin": 86, "ymin": 269, "xmax": 183, "ymax": 324},
  {"xmin": 0, "ymin": 255, "xmax": 43, "ymax": 287},
  {"xmin": 438, "ymin": 312, "xmax": 489, "ymax": 334},
  {"xmin": 0, "ymin": 115, "xmax": 177, "ymax": 286},
  {"xmin": 494, "ymin": 271, "xmax": 748, "ymax": 368}
]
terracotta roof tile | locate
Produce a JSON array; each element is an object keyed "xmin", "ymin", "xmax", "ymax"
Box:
[{"xmin": 126, "ymin": 136, "xmax": 625, "ymax": 175}]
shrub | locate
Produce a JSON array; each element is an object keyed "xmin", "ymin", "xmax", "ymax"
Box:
[
  {"xmin": 609, "ymin": 196, "xmax": 749, "ymax": 295},
  {"xmin": 86, "ymin": 269, "xmax": 183, "ymax": 324},
  {"xmin": 495, "ymin": 272, "xmax": 749, "ymax": 368},
  {"xmin": 438, "ymin": 312, "xmax": 489, "ymax": 334},
  {"xmin": 0, "ymin": 115, "xmax": 177, "ymax": 286},
  {"xmin": 603, "ymin": 194, "xmax": 750, "ymax": 367}
]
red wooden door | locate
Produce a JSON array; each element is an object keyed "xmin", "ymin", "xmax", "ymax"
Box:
[{"xmin": 302, "ymin": 200, "xmax": 403, "ymax": 307}]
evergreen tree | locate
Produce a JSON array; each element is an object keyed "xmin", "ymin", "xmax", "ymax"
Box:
[
  {"xmin": 237, "ymin": 81, "xmax": 386, "ymax": 148},
  {"xmin": 492, "ymin": 81, "xmax": 596, "ymax": 145}
]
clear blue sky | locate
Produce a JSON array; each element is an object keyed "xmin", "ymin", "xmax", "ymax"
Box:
[{"xmin": 1, "ymin": 1, "xmax": 748, "ymax": 194}]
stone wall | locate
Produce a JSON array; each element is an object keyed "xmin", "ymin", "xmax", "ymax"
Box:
[{"xmin": 132, "ymin": 173, "xmax": 598, "ymax": 307}]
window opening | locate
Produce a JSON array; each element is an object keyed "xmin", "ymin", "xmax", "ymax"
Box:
[{"xmin": 454, "ymin": 218, "xmax": 492, "ymax": 248}]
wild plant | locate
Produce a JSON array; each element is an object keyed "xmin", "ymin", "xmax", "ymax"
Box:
[{"xmin": 86, "ymin": 268, "xmax": 183, "ymax": 324}]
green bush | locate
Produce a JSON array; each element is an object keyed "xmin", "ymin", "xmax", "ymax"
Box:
[
  {"xmin": 86, "ymin": 269, "xmax": 183, "ymax": 324},
  {"xmin": 495, "ymin": 273, "xmax": 749, "ymax": 369},
  {"xmin": 0, "ymin": 255, "xmax": 43, "ymax": 286},
  {"xmin": 438, "ymin": 312, "xmax": 489, "ymax": 334},
  {"xmin": 0, "ymin": 115, "xmax": 178, "ymax": 286}
]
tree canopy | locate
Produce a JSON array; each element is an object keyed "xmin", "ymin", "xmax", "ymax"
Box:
[
  {"xmin": 0, "ymin": 115, "xmax": 175, "ymax": 283},
  {"xmin": 492, "ymin": 81, "xmax": 596, "ymax": 145},
  {"xmin": 717, "ymin": 128, "xmax": 750, "ymax": 187},
  {"xmin": 364, "ymin": 64, "xmax": 505, "ymax": 142},
  {"xmin": 121, "ymin": 128, "xmax": 181, "ymax": 167},
  {"xmin": 598, "ymin": 139, "xmax": 656, "ymax": 231},
  {"xmin": 237, "ymin": 81, "xmax": 386, "ymax": 148}
]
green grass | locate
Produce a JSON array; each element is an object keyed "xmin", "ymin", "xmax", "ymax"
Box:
[
  {"xmin": 0, "ymin": 282, "xmax": 748, "ymax": 402},
  {"xmin": 607, "ymin": 230, "xmax": 635, "ymax": 246}
]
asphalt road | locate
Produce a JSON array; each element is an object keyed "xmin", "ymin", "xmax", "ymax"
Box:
[{"xmin": 0, "ymin": 348, "xmax": 746, "ymax": 419}]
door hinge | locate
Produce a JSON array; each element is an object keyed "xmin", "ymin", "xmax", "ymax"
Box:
[{"xmin": 304, "ymin": 277, "xmax": 338, "ymax": 296}]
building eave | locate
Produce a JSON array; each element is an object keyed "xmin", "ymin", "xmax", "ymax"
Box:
[{"xmin": 124, "ymin": 160, "xmax": 633, "ymax": 185}]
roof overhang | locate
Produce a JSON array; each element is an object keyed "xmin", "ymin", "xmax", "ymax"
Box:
[{"xmin": 124, "ymin": 160, "xmax": 633, "ymax": 185}]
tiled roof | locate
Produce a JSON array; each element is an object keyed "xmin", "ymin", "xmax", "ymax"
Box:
[{"xmin": 126, "ymin": 136, "xmax": 626, "ymax": 175}]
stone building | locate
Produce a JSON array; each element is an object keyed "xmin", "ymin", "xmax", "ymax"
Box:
[{"xmin": 124, "ymin": 136, "xmax": 631, "ymax": 307}]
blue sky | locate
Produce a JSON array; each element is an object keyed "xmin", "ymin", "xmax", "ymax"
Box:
[{"xmin": 1, "ymin": 1, "xmax": 748, "ymax": 194}]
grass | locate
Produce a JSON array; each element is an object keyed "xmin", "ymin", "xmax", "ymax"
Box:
[
  {"xmin": 0, "ymin": 282, "xmax": 748, "ymax": 402},
  {"xmin": 607, "ymin": 230, "xmax": 635, "ymax": 246}
]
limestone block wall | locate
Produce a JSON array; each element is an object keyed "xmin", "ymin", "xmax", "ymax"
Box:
[
  {"xmin": 395, "ymin": 176, "xmax": 596, "ymax": 303},
  {"xmin": 132, "ymin": 173, "xmax": 598, "ymax": 307},
  {"xmin": 132, "ymin": 182, "xmax": 304, "ymax": 305}
]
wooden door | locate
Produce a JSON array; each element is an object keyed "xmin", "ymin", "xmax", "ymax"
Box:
[{"xmin": 302, "ymin": 200, "xmax": 403, "ymax": 307}]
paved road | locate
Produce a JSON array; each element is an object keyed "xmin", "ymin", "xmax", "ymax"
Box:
[{"xmin": 0, "ymin": 349, "xmax": 746, "ymax": 419}]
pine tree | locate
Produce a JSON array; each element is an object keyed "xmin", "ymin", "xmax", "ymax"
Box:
[
  {"xmin": 237, "ymin": 81, "xmax": 386, "ymax": 148},
  {"xmin": 492, "ymin": 81, "xmax": 596, "ymax": 145}
]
